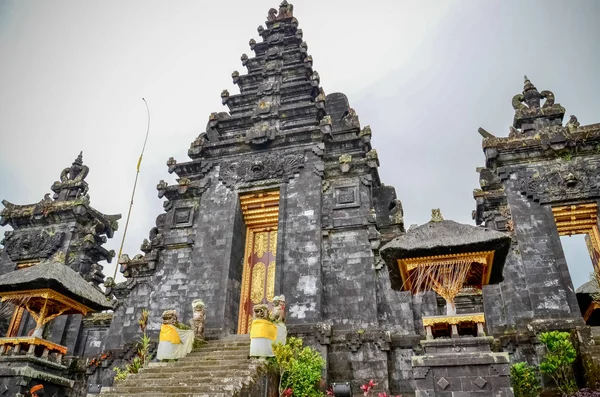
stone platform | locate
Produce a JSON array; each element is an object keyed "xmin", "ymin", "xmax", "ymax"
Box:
[{"xmin": 412, "ymin": 336, "xmax": 513, "ymax": 397}]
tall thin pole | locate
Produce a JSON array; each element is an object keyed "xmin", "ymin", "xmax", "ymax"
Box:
[{"xmin": 112, "ymin": 98, "xmax": 151, "ymax": 279}]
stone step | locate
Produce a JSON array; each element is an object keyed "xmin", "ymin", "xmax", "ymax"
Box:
[
  {"xmin": 117, "ymin": 371, "xmax": 256, "ymax": 386},
  {"xmin": 185, "ymin": 349, "xmax": 250, "ymax": 360},
  {"xmin": 208, "ymin": 335, "xmax": 250, "ymax": 342},
  {"xmin": 105, "ymin": 383, "xmax": 245, "ymax": 394},
  {"xmin": 182, "ymin": 352, "xmax": 249, "ymax": 360},
  {"xmin": 139, "ymin": 362, "xmax": 251, "ymax": 374},
  {"xmin": 101, "ymin": 392, "xmax": 229, "ymax": 397},
  {"xmin": 102, "ymin": 335, "xmax": 258, "ymax": 397},
  {"xmin": 193, "ymin": 344, "xmax": 250, "ymax": 352},
  {"xmin": 116, "ymin": 375, "xmax": 253, "ymax": 388},
  {"xmin": 196, "ymin": 340, "xmax": 250, "ymax": 347},
  {"xmin": 129, "ymin": 366, "xmax": 258, "ymax": 380}
]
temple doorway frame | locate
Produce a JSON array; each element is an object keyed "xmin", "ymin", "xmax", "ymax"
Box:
[
  {"xmin": 236, "ymin": 190, "xmax": 280, "ymax": 334},
  {"xmin": 552, "ymin": 203, "xmax": 600, "ymax": 323}
]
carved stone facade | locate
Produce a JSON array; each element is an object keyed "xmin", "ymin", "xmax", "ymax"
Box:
[{"xmin": 1, "ymin": 5, "xmax": 599, "ymax": 397}]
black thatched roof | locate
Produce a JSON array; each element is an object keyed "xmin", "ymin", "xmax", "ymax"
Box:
[
  {"xmin": 380, "ymin": 220, "xmax": 511, "ymax": 291},
  {"xmin": 0, "ymin": 261, "xmax": 113, "ymax": 312},
  {"xmin": 576, "ymin": 279, "xmax": 599, "ymax": 317}
]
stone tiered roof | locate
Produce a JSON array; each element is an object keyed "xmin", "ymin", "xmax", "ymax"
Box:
[{"xmin": 187, "ymin": 0, "xmax": 325, "ymax": 161}]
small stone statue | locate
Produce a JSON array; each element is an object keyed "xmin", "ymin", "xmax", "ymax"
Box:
[
  {"xmin": 189, "ymin": 299, "xmax": 206, "ymax": 340},
  {"xmin": 271, "ymin": 295, "xmax": 286, "ymax": 323},
  {"xmin": 253, "ymin": 304, "xmax": 270, "ymax": 320},
  {"xmin": 249, "ymin": 304, "xmax": 277, "ymax": 357},
  {"xmin": 162, "ymin": 309, "xmax": 178, "ymax": 325},
  {"xmin": 157, "ymin": 309, "xmax": 194, "ymax": 361},
  {"xmin": 271, "ymin": 295, "xmax": 287, "ymax": 345}
]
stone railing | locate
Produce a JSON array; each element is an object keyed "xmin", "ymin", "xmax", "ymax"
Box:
[{"xmin": 0, "ymin": 337, "xmax": 66, "ymax": 364}]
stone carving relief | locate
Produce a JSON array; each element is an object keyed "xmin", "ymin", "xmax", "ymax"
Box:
[
  {"xmin": 172, "ymin": 207, "xmax": 194, "ymax": 228},
  {"xmin": 3, "ymin": 230, "xmax": 65, "ymax": 262},
  {"xmin": 334, "ymin": 186, "xmax": 360, "ymax": 209},
  {"xmin": 516, "ymin": 163, "xmax": 600, "ymax": 204},
  {"xmin": 219, "ymin": 152, "xmax": 305, "ymax": 188}
]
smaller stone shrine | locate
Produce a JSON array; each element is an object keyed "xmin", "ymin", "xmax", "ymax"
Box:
[
  {"xmin": 0, "ymin": 261, "xmax": 113, "ymax": 396},
  {"xmin": 381, "ymin": 210, "xmax": 513, "ymax": 397}
]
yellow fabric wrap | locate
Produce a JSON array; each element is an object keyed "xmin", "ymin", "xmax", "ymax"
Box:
[
  {"xmin": 250, "ymin": 319, "xmax": 277, "ymax": 341},
  {"xmin": 159, "ymin": 324, "xmax": 181, "ymax": 344}
]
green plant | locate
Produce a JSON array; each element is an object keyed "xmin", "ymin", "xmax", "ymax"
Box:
[
  {"xmin": 272, "ymin": 337, "xmax": 325, "ymax": 397},
  {"xmin": 510, "ymin": 362, "xmax": 540, "ymax": 397},
  {"xmin": 138, "ymin": 308, "xmax": 149, "ymax": 334},
  {"xmin": 113, "ymin": 366, "xmax": 129, "ymax": 381},
  {"xmin": 174, "ymin": 322, "xmax": 191, "ymax": 330},
  {"xmin": 112, "ymin": 309, "xmax": 152, "ymax": 381},
  {"xmin": 538, "ymin": 331, "xmax": 578, "ymax": 396}
]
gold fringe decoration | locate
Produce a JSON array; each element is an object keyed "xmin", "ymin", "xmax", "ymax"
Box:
[{"xmin": 406, "ymin": 259, "xmax": 473, "ymax": 305}]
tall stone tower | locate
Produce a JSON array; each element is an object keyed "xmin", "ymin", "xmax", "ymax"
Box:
[{"xmin": 107, "ymin": 0, "xmax": 404, "ymax": 353}]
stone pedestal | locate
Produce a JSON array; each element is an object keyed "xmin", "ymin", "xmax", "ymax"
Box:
[{"xmin": 412, "ymin": 336, "xmax": 513, "ymax": 397}]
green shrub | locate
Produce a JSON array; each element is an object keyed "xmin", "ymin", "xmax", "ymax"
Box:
[
  {"xmin": 510, "ymin": 362, "xmax": 540, "ymax": 397},
  {"xmin": 272, "ymin": 337, "xmax": 325, "ymax": 397},
  {"xmin": 538, "ymin": 331, "xmax": 578, "ymax": 396},
  {"xmin": 112, "ymin": 309, "xmax": 152, "ymax": 381}
]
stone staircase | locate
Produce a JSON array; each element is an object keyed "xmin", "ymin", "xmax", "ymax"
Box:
[{"xmin": 99, "ymin": 335, "xmax": 273, "ymax": 397}]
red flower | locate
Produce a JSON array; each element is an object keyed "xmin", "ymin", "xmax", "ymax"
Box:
[
  {"xmin": 282, "ymin": 388, "xmax": 293, "ymax": 397},
  {"xmin": 360, "ymin": 380, "xmax": 377, "ymax": 396},
  {"xmin": 326, "ymin": 387, "xmax": 335, "ymax": 396}
]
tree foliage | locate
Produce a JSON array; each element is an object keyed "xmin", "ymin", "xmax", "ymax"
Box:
[
  {"xmin": 539, "ymin": 331, "xmax": 578, "ymax": 396},
  {"xmin": 272, "ymin": 337, "xmax": 325, "ymax": 397},
  {"xmin": 510, "ymin": 362, "xmax": 541, "ymax": 397}
]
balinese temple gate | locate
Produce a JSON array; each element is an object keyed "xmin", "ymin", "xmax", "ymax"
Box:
[{"xmin": 0, "ymin": 2, "xmax": 599, "ymax": 396}]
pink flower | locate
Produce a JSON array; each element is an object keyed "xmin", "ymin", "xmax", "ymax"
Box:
[
  {"xmin": 282, "ymin": 388, "xmax": 293, "ymax": 397},
  {"xmin": 360, "ymin": 380, "xmax": 377, "ymax": 396},
  {"xmin": 326, "ymin": 387, "xmax": 335, "ymax": 396}
]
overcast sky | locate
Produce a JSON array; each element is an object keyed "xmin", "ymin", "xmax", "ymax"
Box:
[{"xmin": 1, "ymin": 0, "xmax": 599, "ymax": 288}]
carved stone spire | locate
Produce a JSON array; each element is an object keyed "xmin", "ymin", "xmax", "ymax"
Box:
[
  {"xmin": 511, "ymin": 76, "xmax": 565, "ymax": 136},
  {"xmin": 522, "ymin": 75, "xmax": 542, "ymax": 109},
  {"xmin": 51, "ymin": 152, "xmax": 90, "ymax": 201}
]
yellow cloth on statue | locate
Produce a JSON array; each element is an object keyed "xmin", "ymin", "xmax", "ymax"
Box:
[
  {"xmin": 157, "ymin": 324, "xmax": 194, "ymax": 360},
  {"xmin": 250, "ymin": 319, "xmax": 277, "ymax": 341},
  {"xmin": 160, "ymin": 324, "xmax": 181, "ymax": 344}
]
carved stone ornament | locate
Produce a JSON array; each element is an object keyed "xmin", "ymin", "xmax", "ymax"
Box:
[
  {"xmin": 3, "ymin": 230, "xmax": 65, "ymax": 262},
  {"xmin": 516, "ymin": 163, "xmax": 600, "ymax": 204},
  {"xmin": 245, "ymin": 121, "xmax": 278, "ymax": 146},
  {"xmin": 219, "ymin": 151, "xmax": 305, "ymax": 188},
  {"xmin": 346, "ymin": 332, "xmax": 363, "ymax": 353},
  {"xmin": 314, "ymin": 323, "xmax": 332, "ymax": 345},
  {"xmin": 51, "ymin": 152, "xmax": 90, "ymax": 201},
  {"xmin": 267, "ymin": 0, "xmax": 294, "ymax": 22}
]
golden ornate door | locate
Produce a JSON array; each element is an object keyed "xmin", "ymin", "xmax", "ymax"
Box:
[{"xmin": 238, "ymin": 228, "xmax": 277, "ymax": 334}]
